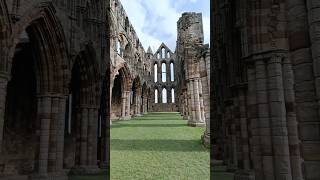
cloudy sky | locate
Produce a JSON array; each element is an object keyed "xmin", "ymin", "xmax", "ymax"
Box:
[{"xmin": 120, "ymin": 0, "xmax": 210, "ymax": 52}]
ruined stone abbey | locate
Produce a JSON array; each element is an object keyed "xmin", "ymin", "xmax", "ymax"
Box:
[
  {"xmin": 1, "ymin": 0, "xmax": 320, "ymax": 179},
  {"xmin": 0, "ymin": 0, "xmax": 210, "ymax": 179}
]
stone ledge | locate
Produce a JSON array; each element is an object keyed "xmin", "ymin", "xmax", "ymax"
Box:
[
  {"xmin": 187, "ymin": 121, "xmax": 205, "ymax": 127},
  {"xmin": 68, "ymin": 166, "xmax": 103, "ymax": 176},
  {"xmin": 234, "ymin": 170, "xmax": 255, "ymax": 180}
]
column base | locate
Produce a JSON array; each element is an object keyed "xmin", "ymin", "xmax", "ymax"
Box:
[
  {"xmin": 69, "ymin": 166, "xmax": 103, "ymax": 175},
  {"xmin": 29, "ymin": 172, "xmax": 68, "ymax": 180},
  {"xmin": 187, "ymin": 121, "xmax": 205, "ymax": 127},
  {"xmin": 119, "ymin": 116, "xmax": 131, "ymax": 120},
  {"xmin": 201, "ymin": 133, "xmax": 210, "ymax": 148},
  {"xmin": 226, "ymin": 165, "xmax": 238, "ymax": 172},
  {"xmin": 1, "ymin": 175, "xmax": 28, "ymax": 180},
  {"xmin": 234, "ymin": 170, "xmax": 255, "ymax": 180},
  {"xmin": 133, "ymin": 114, "xmax": 142, "ymax": 117}
]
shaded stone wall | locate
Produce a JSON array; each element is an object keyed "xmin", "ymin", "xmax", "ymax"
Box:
[
  {"xmin": 212, "ymin": 0, "xmax": 320, "ymax": 180},
  {"xmin": 0, "ymin": 0, "xmax": 108, "ymax": 179}
]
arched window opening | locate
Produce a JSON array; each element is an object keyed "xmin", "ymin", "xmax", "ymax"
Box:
[
  {"xmin": 167, "ymin": 52, "xmax": 170, "ymax": 58},
  {"xmin": 157, "ymin": 53, "xmax": 160, "ymax": 59},
  {"xmin": 155, "ymin": 89, "xmax": 158, "ymax": 103},
  {"xmin": 170, "ymin": 62, "xmax": 174, "ymax": 81},
  {"xmin": 116, "ymin": 39, "xmax": 121, "ymax": 55},
  {"xmin": 130, "ymin": 90, "xmax": 133, "ymax": 104},
  {"xmin": 162, "ymin": 88, "xmax": 167, "ymax": 103},
  {"xmin": 162, "ymin": 63, "xmax": 166, "ymax": 82},
  {"xmin": 171, "ymin": 89, "xmax": 175, "ymax": 103},
  {"xmin": 162, "ymin": 48, "xmax": 165, "ymax": 59},
  {"xmin": 154, "ymin": 64, "xmax": 158, "ymax": 82}
]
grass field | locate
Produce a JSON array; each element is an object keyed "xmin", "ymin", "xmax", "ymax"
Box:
[
  {"xmin": 71, "ymin": 112, "xmax": 234, "ymax": 180},
  {"xmin": 110, "ymin": 112, "xmax": 209, "ymax": 180}
]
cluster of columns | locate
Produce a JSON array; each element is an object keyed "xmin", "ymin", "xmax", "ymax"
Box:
[
  {"xmin": 222, "ymin": 54, "xmax": 304, "ymax": 180},
  {"xmin": 26, "ymin": 94, "xmax": 68, "ymax": 179},
  {"xmin": 180, "ymin": 47, "xmax": 207, "ymax": 127},
  {"xmin": 74, "ymin": 106, "xmax": 99, "ymax": 171}
]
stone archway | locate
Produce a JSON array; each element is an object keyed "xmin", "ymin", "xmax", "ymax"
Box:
[
  {"xmin": 111, "ymin": 65, "xmax": 131, "ymax": 120},
  {"xmin": 1, "ymin": 3, "xmax": 69, "ymax": 179},
  {"xmin": 63, "ymin": 44, "xmax": 101, "ymax": 174}
]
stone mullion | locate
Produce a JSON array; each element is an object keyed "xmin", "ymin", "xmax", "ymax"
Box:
[
  {"xmin": 282, "ymin": 57, "xmax": 303, "ymax": 180},
  {"xmin": 167, "ymin": 87, "xmax": 172, "ymax": 104},
  {"xmin": 0, "ymin": 74, "xmax": 8, "ymax": 153},
  {"xmin": 158, "ymin": 63, "xmax": 161, "ymax": 83},
  {"xmin": 159, "ymin": 87, "xmax": 162, "ymax": 104},
  {"xmin": 255, "ymin": 60, "xmax": 275, "ymax": 180},
  {"xmin": 80, "ymin": 107, "xmax": 88, "ymax": 166},
  {"xmin": 167, "ymin": 62, "xmax": 170, "ymax": 83},
  {"xmin": 267, "ymin": 56, "xmax": 292, "ymax": 180},
  {"xmin": 37, "ymin": 95, "xmax": 52, "ymax": 176}
]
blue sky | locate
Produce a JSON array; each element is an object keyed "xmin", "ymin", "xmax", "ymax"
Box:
[{"xmin": 120, "ymin": 0, "xmax": 210, "ymax": 52}]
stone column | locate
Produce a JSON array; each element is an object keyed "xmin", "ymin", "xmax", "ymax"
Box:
[
  {"xmin": 126, "ymin": 91, "xmax": 131, "ymax": 117},
  {"xmin": 0, "ymin": 73, "xmax": 9, "ymax": 153},
  {"xmin": 80, "ymin": 107, "xmax": 88, "ymax": 166},
  {"xmin": 48, "ymin": 96, "xmax": 59, "ymax": 173},
  {"xmin": 198, "ymin": 79, "xmax": 205, "ymax": 122},
  {"xmin": 201, "ymin": 68, "xmax": 210, "ymax": 146},
  {"xmin": 37, "ymin": 95, "xmax": 52, "ymax": 177},
  {"xmin": 239, "ymin": 88, "xmax": 249, "ymax": 170},
  {"xmin": 188, "ymin": 80, "xmax": 195, "ymax": 123},
  {"xmin": 56, "ymin": 96, "xmax": 67, "ymax": 176},
  {"xmin": 193, "ymin": 78, "xmax": 203, "ymax": 124},
  {"xmin": 121, "ymin": 91, "xmax": 126, "ymax": 118},
  {"xmin": 267, "ymin": 56, "xmax": 292, "ymax": 180},
  {"xmin": 288, "ymin": 0, "xmax": 320, "ymax": 179},
  {"xmin": 247, "ymin": 64, "xmax": 263, "ymax": 180},
  {"xmin": 255, "ymin": 60, "xmax": 275, "ymax": 180},
  {"xmin": 87, "ymin": 107, "xmax": 99, "ymax": 168},
  {"xmin": 306, "ymin": 2, "xmax": 320, "ymax": 179},
  {"xmin": 282, "ymin": 57, "xmax": 303, "ymax": 180}
]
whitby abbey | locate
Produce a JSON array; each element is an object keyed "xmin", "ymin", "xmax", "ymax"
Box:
[{"xmin": 0, "ymin": 0, "xmax": 319, "ymax": 180}]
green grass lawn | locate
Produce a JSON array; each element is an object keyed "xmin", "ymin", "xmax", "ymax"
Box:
[{"xmin": 110, "ymin": 112, "xmax": 210, "ymax": 180}]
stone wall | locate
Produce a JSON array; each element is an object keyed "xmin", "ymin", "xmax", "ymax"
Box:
[{"xmin": 212, "ymin": 0, "xmax": 320, "ymax": 180}]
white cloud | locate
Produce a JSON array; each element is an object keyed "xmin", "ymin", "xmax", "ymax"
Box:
[{"xmin": 120, "ymin": 0, "xmax": 210, "ymax": 52}]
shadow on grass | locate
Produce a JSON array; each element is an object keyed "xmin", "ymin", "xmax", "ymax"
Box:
[
  {"xmin": 111, "ymin": 123, "xmax": 187, "ymax": 128},
  {"xmin": 111, "ymin": 139, "xmax": 208, "ymax": 152}
]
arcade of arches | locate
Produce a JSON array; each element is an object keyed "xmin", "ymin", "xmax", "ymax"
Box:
[{"xmin": 0, "ymin": 0, "xmax": 210, "ymax": 179}]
